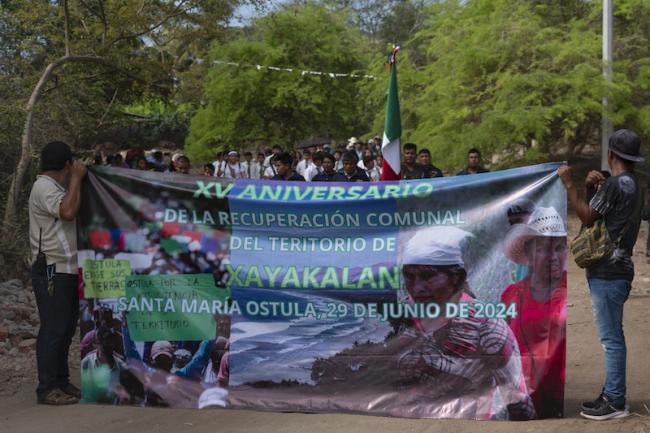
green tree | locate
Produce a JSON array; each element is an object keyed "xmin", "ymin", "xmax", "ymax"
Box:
[
  {"xmin": 185, "ymin": 3, "xmax": 372, "ymax": 160},
  {"xmin": 363, "ymin": 0, "xmax": 650, "ymax": 173},
  {"xmin": 0, "ymin": 0, "xmax": 252, "ymax": 258}
]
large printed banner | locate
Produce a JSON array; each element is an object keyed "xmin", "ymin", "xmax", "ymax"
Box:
[{"xmin": 77, "ymin": 163, "xmax": 567, "ymax": 420}]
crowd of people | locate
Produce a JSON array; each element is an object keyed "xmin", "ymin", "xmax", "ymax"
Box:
[
  {"xmin": 92, "ymin": 137, "xmax": 491, "ymax": 182},
  {"xmin": 79, "ymin": 302, "xmax": 231, "ymax": 408}
]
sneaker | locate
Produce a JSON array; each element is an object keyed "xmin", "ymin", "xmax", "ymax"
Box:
[
  {"xmin": 60, "ymin": 383, "xmax": 81, "ymax": 399},
  {"xmin": 37, "ymin": 388, "xmax": 79, "ymax": 405},
  {"xmin": 580, "ymin": 398, "xmax": 629, "ymax": 421},
  {"xmin": 581, "ymin": 393, "xmax": 605, "ymax": 411}
]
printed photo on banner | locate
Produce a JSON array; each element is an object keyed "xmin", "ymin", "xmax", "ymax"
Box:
[
  {"xmin": 77, "ymin": 169, "xmax": 234, "ymax": 409},
  {"xmin": 77, "ymin": 163, "xmax": 567, "ymax": 420}
]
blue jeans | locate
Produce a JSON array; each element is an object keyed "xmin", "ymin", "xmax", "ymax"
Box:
[{"xmin": 587, "ymin": 277, "xmax": 631, "ymax": 407}]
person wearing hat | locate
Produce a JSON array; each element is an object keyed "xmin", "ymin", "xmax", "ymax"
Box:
[
  {"xmin": 501, "ymin": 206, "xmax": 568, "ymax": 418},
  {"xmin": 507, "ymin": 198, "xmax": 536, "ymax": 226},
  {"xmin": 397, "ymin": 227, "xmax": 535, "ymax": 420},
  {"xmin": 29, "ymin": 141, "xmax": 87, "ymax": 405},
  {"xmin": 171, "ymin": 349, "xmax": 192, "ymax": 373},
  {"xmin": 80, "ymin": 323, "xmax": 126, "ymax": 404},
  {"xmin": 150, "ymin": 341, "xmax": 175, "ymax": 371},
  {"xmin": 558, "ymin": 129, "xmax": 644, "ymax": 421}
]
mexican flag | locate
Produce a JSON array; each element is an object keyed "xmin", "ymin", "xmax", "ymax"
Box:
[{"xmin": 381, "ymin": 47, "xmax": 402, "ymax": 181}]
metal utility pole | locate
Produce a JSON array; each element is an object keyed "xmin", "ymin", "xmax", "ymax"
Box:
[{"xmin": 602, "ymin": 0, "xmax": 613, "ymax": 170}]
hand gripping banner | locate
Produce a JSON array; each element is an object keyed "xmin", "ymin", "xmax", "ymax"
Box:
[{"xmin": 77, "ymin": 163, "xmax": 567, "ymax": 420}]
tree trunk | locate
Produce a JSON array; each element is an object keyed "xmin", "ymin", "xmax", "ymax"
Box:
[{"xmin": 2, "ymin": 55, "xmax": 123, "ymax": 236}]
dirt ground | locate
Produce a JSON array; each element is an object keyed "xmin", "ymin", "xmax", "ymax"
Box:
[{"xmin": 1, "ymin": 212, "xmax": 649, "ymax": 433}]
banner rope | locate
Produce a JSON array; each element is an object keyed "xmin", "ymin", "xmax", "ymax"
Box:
[{"xmin": 195, "ymin": 59, "xmax": 376, "ymax": 80}]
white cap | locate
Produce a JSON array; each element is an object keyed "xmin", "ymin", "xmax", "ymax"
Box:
[
  {"xmin": 402, "ymin": 226, "xmax": 473, "ymax": 267},
  {"xmin": 198, "ymin": 387, "xmax": 228, "ymax": 409}
]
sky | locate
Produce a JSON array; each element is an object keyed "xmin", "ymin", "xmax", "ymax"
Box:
[{"xmin": 231, "ymin": 1, "xmax": 291, "ymax": 27}]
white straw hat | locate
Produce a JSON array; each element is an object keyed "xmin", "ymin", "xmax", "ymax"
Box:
[{"xmin": 503, "ymin": 206, "xmax": 567, "ymax": 265}]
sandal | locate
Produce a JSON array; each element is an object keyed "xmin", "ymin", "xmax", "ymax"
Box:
[
  {"xmin": 60, "ymin": 383, "xmax": 81, "ymax": 399},
  {"xmin": 38, "ymin": 388, "xmax": 79, "ymax": 405}
]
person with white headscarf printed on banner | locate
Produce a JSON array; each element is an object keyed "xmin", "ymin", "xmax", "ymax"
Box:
[
  {"xmin": 396, "ymin": 227, "xmax": 535, "ymax": 420},
  {"xmin": 216, "ymin": 151, "xmax": 247, "ymax": 179},
  {"xmin": 501, "ymin": 206, "xmax": 568, "ymax": 418}
]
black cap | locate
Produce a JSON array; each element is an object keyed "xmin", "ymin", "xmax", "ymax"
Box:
[
  {"xmin": 41, "ymin": 141, "xmax": 73, "ymax": 171},
  {"xmin": 609, "ymin": 129, "xmax": 644, "ymax": 162},
  {"xmin": 507, "ymin": 198, "xmax": 535, "ymax": 217}
]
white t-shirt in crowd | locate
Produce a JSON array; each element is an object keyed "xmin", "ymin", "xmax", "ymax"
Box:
[
  {"xmin": 295, "ymin": 159, "xmax": 313, "ymax": 177},
  {"xmin": 242, "ymin": 161, "xmax": 262, "ymax": 179},
  {"xmin": 304, "ymin": 164, "xmax": 323, "ymax": 182},
  {"xmin": 264, "ymin": 165, "xmax": 277, "ymax": 178},
  {"xmin": 215, "ymin": 161, "xmax": 246, "ymax": 179},
  {"xmin": 358, "ymin": 160, "xmax": 381, "ymax": 181}
]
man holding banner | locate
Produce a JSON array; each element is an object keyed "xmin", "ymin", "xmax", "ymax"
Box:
[
  {"xmin": 559, "ymin": 129, "xmax": 643, "ymax": 421},
  {"xmin": 29, "ymin": 141, "xmax": 87, "ymax": 405}
]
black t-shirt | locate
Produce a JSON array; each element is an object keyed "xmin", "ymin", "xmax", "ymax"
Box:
[
  {"xmin": 337, "ymin": 168, "xmax": 370, "ymax": 182},
  {"xmin": 587, "ymin": 172, "xmax": 642, "ymax": 281},
  {"xmin": 312, "ymin": 171, "xmax": 347, "ymax": 182},
  {"xmin": 421, "ymin": 164, "xmax": 444, "ymax": 178},
  {"xmin": 272, "ymin": 172, "xmax": 305, "ymax": 181},
  {"xmin": 401, "ymin": 164, "xmax": 425, "ymax": 180},
  {"xmin": 456, "ymin": 167, "xmax": 490, "ymax": 176}
]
